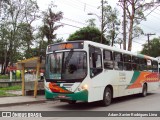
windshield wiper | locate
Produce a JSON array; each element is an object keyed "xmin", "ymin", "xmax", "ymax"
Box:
[{"xmin": 64, "ymin": 49, "xmax": 73, "ymax": 68}]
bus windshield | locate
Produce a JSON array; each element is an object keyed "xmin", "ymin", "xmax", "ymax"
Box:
[{"xmin": 48, "ymin": 51, "xmax": 87, "ymax": 80}]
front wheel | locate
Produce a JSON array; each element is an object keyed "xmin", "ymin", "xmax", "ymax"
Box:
[{"xmin": 100, "ymin": 87, "xmax": 112, "ymax": 106}]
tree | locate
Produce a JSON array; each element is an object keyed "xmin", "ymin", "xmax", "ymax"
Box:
[
  {"xmin": 141, "ymin": 37, "xmax": 160, "ymax": 57},
  {"xmin": 0, "ymin": 23, "xmax": 9, "ymax": 74},
  {"xmin": 98, "ymin": 0, "xmax": 110, "ymax": 43},
  {"xmin": 104, "ymin": 7, "xmax": 120, "ymax": 46},
  {"xmin": 118, "ymin": 0, "xmax": 156, "ymax": 51},
  {"xmin": 67, "ymin": 26, "xmax": 109, "ymax": 45},
  {"xmin": 41, "ymin": 2, "xmax": 63, "ymax": 44},
  {"xmin": 0, "ymin": 0, "xmax": 39, "ymax": 74},
  {"xmin": 86, "ymin": 18, "xmax": 96, "ymax": 27},
  {"xmin": 98, "ymin": 1, "xmax": 120, "ymax": 46},
  {"xmin": 132, "ymin": 26, "xmax": 144, "ymax": 39},
  {"xmin": 17, "ymin": 23, "xmax": 34, "ymax": 59}
]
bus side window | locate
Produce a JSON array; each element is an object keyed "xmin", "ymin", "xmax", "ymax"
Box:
[
  {"xmin": 132, "ymin": 56, "xmax": 139, "ymax": 71},
  {"xmin": 113, "ymin": 52, "xmax": 123, "ymax": 70},
  {"xmin": 147, "ymin": 59, "xmax": 152, "ymax": 72},
  {"xmin": 89, "ymin": 46, "xmax": 102, "ymax": 77},
  {"xmin": 103, "ymin": 50, "xmax": 113, "ymax": 69},
  {"xmin": 139, "ymin": 58, "xmax": 147, "ymax": 71},
  {"xmin": 123, "ymin": 54, "xmax": 132, "ymax": 71},
  {"xmin": 152, "ymin": 61, "xmax": 158, "ymax": 72}
]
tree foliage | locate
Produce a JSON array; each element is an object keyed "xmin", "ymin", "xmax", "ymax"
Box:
[
  {"xmin": 67, "ymin": 26, "xmax": 109, "ymax": 45},
  {"xmin": 117, "ymin": 0, "xmax": 154, "ymax": 51},
  {"xmin": 0, "ymin": 0, "xmax": 39, "ymax": 74},
  {"xmin": 141, "ymin": 38, "xmax": 160, "ymax": 57},
  {"xmin": 86, "ymin": 18, "xmax": 96, "ymax": 27},
  {"xmin": 98, "ymin": 1, "xmax": 120, "ymax": 46},
  {"xmin": 41, "ymin": 3, "xmax": 63, "ymax": 44},
  {"xmin": 104, "ymin": 7, "xmax": 120, "ymax": 46}
]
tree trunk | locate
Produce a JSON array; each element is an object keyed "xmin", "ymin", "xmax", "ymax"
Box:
[
  {"xmin": 128, "ymin": 0, "xmax": 134, "ymax": 51},
  {"xmin": 111, "ymin": 23, "xmax": 115, "ymax": 46},
  {"xmin": 128, "ymin": 18, "xmax": 134, "ymax": 51}
]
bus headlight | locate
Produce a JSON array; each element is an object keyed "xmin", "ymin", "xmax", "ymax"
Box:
[{"xmin": 81, "ymin": 84, "xmax": 88, "ymax": 90}]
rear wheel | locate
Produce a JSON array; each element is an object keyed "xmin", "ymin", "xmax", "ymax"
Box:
[
  {"xmin": 141, "ymin": 84, "xmax": 147, "ymax": 97},
  {"xmin": 101, "ymin": 87, "xmax": 112, "ymax": 106}
]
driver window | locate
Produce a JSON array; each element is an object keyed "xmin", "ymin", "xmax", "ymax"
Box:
[{"xmin": 89, "ymin": 45, "xmax": 102, "ymax": 77}]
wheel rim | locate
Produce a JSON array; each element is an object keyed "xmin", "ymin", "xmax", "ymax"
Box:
[
  {"xmin": 105, "ymin": 90, "xmax": 111, "ymax": 104},
  {"xmin": 143, "ymin": 86, "xmax": 147, "ymax": 96}
]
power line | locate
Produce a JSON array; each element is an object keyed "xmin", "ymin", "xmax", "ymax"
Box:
[
  {"xmin": 56, "ymin": 0, "xmax": 85, "ymax": 12},
  {"xmin": 140, "ymin": 23, "xmax": 160, "ymax": 33},
  {"xmin": 150, "ymin": 14, "xmax": 160, "ymax": 21},
  {"xmin": 132, "ymin": 40, "xmax": 144, "ymax": 45},
  {"xmin": 63, "ymin": 17, "xmax": 87, "ymax": 26},
  {"xmin": 57, "ymin": 21, "xmax": 82, "ymax": 28},
  {"xmin": 75, "ymin": 0, "xmax": 98, "ymax": 8},
  {"xmin": 56, "ymin": 0, "xmax": 98, "ymax": 13},
  {"xmin": 144, "ymin": 5, "xmax": 160, "ymax": 18},
  {"xmin": 153, "ymin": 11, "xmax": 160, "ymax": 16},
  {"xmin": 69, "ymin": 0, "xmax": 98, "ymax": 12}
]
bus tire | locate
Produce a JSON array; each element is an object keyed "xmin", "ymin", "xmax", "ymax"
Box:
[
  {"xmin": 141, "ymin": 84, "xmax": 147, "ymax": 97},
  {"xmin": 68, "ymin": 100, "xmax": 76, "ymax": 104},
  {"xmin": 101, "ymin": 87, "xmax": 112, "ymax": 106}
]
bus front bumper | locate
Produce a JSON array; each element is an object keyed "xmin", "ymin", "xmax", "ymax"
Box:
[{"xmin": 45, "ymin": 89, "xmax": 88, "ymax": 102}]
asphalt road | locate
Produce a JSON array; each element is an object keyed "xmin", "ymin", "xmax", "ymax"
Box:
[{"xmin": 0, "ymin": 88, "xmax": 160, "ymax": 120}]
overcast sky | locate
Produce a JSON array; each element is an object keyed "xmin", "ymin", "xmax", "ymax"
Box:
[{"xmin": 37, "ymin": 0, "xmax": 160, "ymax": 53}]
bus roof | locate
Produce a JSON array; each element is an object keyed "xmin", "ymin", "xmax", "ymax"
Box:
[
  {"xmin": 84, "ymin": 40, "xmax": 158, "ymax": 61},
  {"xmin": 47, "ymin": 40, "xmax": 158, "ymax": 61}
]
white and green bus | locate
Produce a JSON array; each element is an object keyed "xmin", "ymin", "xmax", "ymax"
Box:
[{"xmin": 44, "ymin": 41, "xmax": 159, "ymax": 106}]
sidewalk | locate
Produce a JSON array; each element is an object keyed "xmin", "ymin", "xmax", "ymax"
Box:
[{"xmin": 0, "ymin": 95, "xmax": 47, "ymax": 107}]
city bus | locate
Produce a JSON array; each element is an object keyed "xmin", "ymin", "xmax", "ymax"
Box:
[
  {"xmin": 156, "ymin": 56, "xmax": 160, "ymax": 72},
  {"xmin": 44, "ymin": 40, "xmax": 159, "ymax": 106}
]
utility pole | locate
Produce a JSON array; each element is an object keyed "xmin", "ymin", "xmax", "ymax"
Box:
[
  {"xmin": 145, "ymin": 33, "xmax": 155, "ymax": 55},
  {"xmin": 101, "ymin": 0, "xmax": 104, "ymax": 44},
  {"xmin": 145, "ymin": 33, "xmax": 156, "ymax": 47},
  {"xmin": 123, "ymin": 0, "xmax": 126, "ymax": 50}
]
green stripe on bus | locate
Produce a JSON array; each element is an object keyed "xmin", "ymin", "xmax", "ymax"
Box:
[
  {"xmin": 66, "ymin": 90, "xmax": 88, "ymax": 101},
  {"xmin": 130, "ymin": 71, "xmax": 140, "ymax": 84},
  {"xmin": 45, "ymin": 89, "xmax": 58, "ymax": 99},
  {"xmin": 45, "ymin": 89, "xmax": 88, "ymax": 102}
]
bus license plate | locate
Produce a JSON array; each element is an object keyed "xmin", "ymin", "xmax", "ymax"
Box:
[{"xmin": 58, "ymin": 95, "xmax": 66, "ymax": 98}]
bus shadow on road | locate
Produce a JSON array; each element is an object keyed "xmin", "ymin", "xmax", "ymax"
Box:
[
  {"xmin": 53, "ymin": 93, "xmax": 155, "ymax": 110},
  {"xmin": 112, "ymin": 93, "xmax": 154, "ymax": 104}
]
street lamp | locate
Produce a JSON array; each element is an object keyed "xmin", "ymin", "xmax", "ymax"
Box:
[
  {"xmin": 88, "ymin": 13, "xmax": 101, "ymax": 20},
  {"xmin": 88, "ymin": 12, "xmax": 103, "ymax": 44}
]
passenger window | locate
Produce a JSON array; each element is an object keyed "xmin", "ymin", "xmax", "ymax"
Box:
[
  {"xmin": 89, "ymin": 46, "xmax": 102, "ymax": 77},
  {"xmin": 113, "ymin": 52, "xmax": 123, "ymax": 70},
  {"xmin": 139, "ymin": 58, "xmax": 147, "ymax": 71},
  {"xmin": 103, "ymin": 50, "xmax": 113, "ymax": 69},
  {"xmin": 132, "ymin": 56, "xmax": 139, "ymax": 70},
  {"xmin": 147, "ymin": 60, "xmax": 152, "ymax": 72},
  {"xmin": 152, "ymin": 61, "xmax": 158, "ymax": 72},
  {"xmin": 123, "ymin": 54, "xmax": 132, "ymax": 71}
]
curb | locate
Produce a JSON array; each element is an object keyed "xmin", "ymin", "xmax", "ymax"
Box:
[{"xmin": 0, "ymin": 100, "xmax": 47, "ymax": 107}]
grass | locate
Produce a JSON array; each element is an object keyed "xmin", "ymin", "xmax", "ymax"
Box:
[
  {"xmin": 0, "ymin": 75, "xmax": 10, "ymax": 79},
  {"xmin": 0, "ymin": 74, "xmax": 21, "ymax": 80},
  {"xmin": 0, "ymin": 90, "xmax": 17, "ymax": 97},
  {"xmin": 0, "ymin": 85, "xmax": 22, "ymax": 97},
  {"xmin": 0, "ymin": 85, "xmax": 21, "ymax": 91}
]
